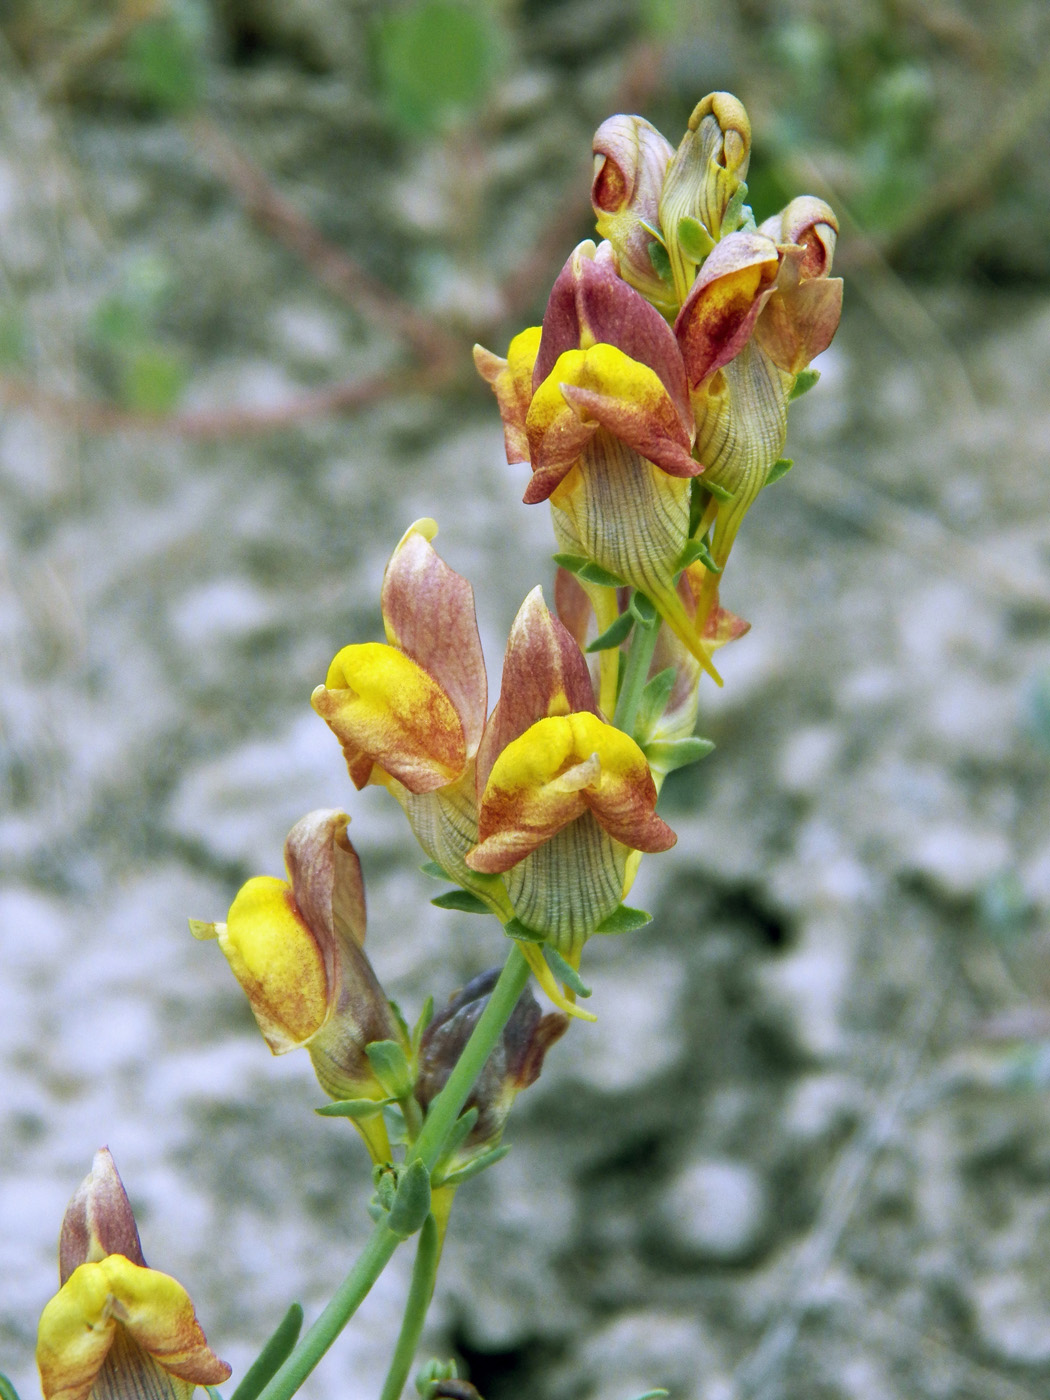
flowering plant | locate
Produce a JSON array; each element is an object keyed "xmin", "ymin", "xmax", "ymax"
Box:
[{"xmin": 18, "ymin": 90, "xmax": 839, "ymax": 1400}]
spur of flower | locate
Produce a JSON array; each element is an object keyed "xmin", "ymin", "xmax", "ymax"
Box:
[
  {"xmin": 36, "ymin": 1148, "xmax": 230, "ymax": 1400},
  {"xmin": 311, "ymin": 519, "xmax": 510, "ymax": 918},
  {"xmin": 465, "ymin": 587, "xmax": 675, "ymax": 1001},
  {"xmin": 191, "ymin": 808, "xmax": 403, "ymax": 1160}
]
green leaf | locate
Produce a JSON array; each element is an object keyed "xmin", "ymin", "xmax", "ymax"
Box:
[
  {"xmin": 411, "ymin": 995, "xmax": 435, "ymax": 1054},
  {"xmin": 676, "ymin": 537, "xmax": 721, "ymax": 575},
  {"xmin": 544, "ymin": 945, "xmax": 592, "ymax": 997},
  {"xmin": 586, "ymin": 609, "xmax": 635, "ymax": 653},
  {"xmin": 0, "ymin": 1372, "xmax": 23, "ymax": 1400},
  {"xmin": 789, "ymin": 368, "xmax": 821, "ymax": 400},
  {"xmin": 503, "ymin": 917, "xmax": 546, "ymax": 944},
  {"xmin": 439, "ymin": 1144, "xmax": 511, "ymax": 1187},
  {"xmin": 0, "ymin": 310, "xmax": 27, "ymax": 367},
  {"xmin": 316, "ymin": 1097, "xmax": 394, "ymax": 1120},
  {"xmin": 722, "ymin": 180, "xmax": 753, "ymax": 233},
  {"xmin": 419, "ymin": 860, "xmax": 451, "ymax": 881},
  {"xmin": 636, "ymin": 667, "xmax": 677, "ymax": 736},
  {"xmin": 365, "ymin": 1040, "xmax": 414, "ymax": 1099},
  {"xmin": 596, "ymin": 905, "xmax": 652, "ymax": 935},
  {"xmin": 645, "ymin": 736, "xmax": 715, "ymax": 771},
  {"xmin": 372, "ymin": 0, "xmax": 500, "ymax": 135},
  {"xmin": 433, "ymin": 1107, "xmax": 480, "ymax": 1173},
  {"xmin": 766, "ymin": 457, "xmax": 794, "ymax": 486},
  {"xmin": 229, "ymin": 1304, "xmax": 303, "ymax": 1400},
  {"xmin": 647, "ymin": 238, "xmax": 673, "ymax": 285},
  {"xmin": 677, "ymin": 214, "xmax": 715, "ymax": 263},
  {"xmin": 388, "ymin": 1159, "xmax": 432, "ymax": 1238},
  {"xmin": 120, "ymin": 346, "xmax": 186, "ymax": 414},
  {"xmin": 553, "ymin": 553, "xmax": 627, "ymax": 589},
  {"xmin": 629, "ymin": 591, "xmax": 660, "ymax": 627},
  {"xmin": 629, "ymin": 1391, "xmax": 670, "ymax": 1400},
  {"xmin": 701, "ymin": 478, "xmax": 734, "ymax": 502},
  {"xmin": 431, "ymin": 889, "xmax": 491, "ymax": 915}
]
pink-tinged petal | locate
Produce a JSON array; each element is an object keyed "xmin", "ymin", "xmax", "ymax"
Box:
[
  {"xmin": 753, "ymin": 273, "xmax": 843, "ymax": 375},
  {"xmin": 59, "ymin": 1150, "xmax": 146, "ymax": 1286},
  {"xmin": 381, "ymin": 521, "xmax": 487, "ymax": 755},
  {"xmin": 522, "ymin": 366, "xmax": 600, "ymax": 504},
  {"xmin": 469, "ymin": 712, "xmax": 675, "ymax": 873},
  {"xmin": 473, "ymin": 326, "xmax": 542, "ymax": 464},
  {"xmin": 477, "ymin": 587, "xmax": 598, "ymax": 794},
  {"xmin": 313, "ymin": 642, "xmax": 466, "ymax": 793},
  {"xmin": 533, "ymin": 244, "xmax": 692, "ymax": 432},
  {"xmin": 560, "ymin": 381, "xmax": 700, "ymax": 479},
  {"xmin": 591, "ymin": 114, "xmax": 676, "ymax": 307},
  {"xmin": 674, "ymin": 230, "xmax": 780, "ymax": 387},
  {"xmin": 553, "ymin": 566, "xmax": 594, "ymax": 651},
  {"xmin": 758, "ymin": 195, "xmax": 839, "ymax": 278}
]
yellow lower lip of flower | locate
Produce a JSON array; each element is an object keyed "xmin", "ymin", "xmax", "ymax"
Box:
[
  {"xmin": 37, "ymin": 1256, "xmax": 229, "ymax": 1400},
  {"xmin": 314, "ymin": 642, "xmax": 466, "ymax": 792},
  {"xmin": 222, "ymin": 876, "xmax": 330, "ymax": 1052}
]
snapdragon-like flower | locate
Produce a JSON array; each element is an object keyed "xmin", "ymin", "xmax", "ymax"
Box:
[
  {"xmin": 312, "ymin": 519, "xmax": 508, "ymax": 915},
  {"xmin": 37, "ymin": 1149, "xmax": 230, "ymax": 1400},
  {"xmin": 466, "ymin": 588, "xmax": 674, "ymax": 967},
  {"xmin": 475, "ymin": 242, "xmax": 720, "ymax": 681},
  {"xmin": 192, "ymin": 809, "xmax": 402, "ymax": 1157}
]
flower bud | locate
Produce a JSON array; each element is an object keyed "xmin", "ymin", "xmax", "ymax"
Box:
[
  {"xmin": 591, "ymin": 114, "xmax": 675, "ymax": 309},
  {"xmin": 38, "ymin": 1151, "xmax": 230, "ymax": 1400},
  {"xmin": 416, "ymin": 969, "xmax": 568, "ymax": 1155}
]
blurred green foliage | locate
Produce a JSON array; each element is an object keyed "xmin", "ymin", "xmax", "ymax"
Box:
[
  {"xmin": 88, "ymin": 254, "xmax": 187, "ymax": 413},
  {"xmin": 122, "ymin": 0, "xmax": 207, "ymax": 111}
]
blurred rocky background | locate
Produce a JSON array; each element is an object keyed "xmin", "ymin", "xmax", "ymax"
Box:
[{"xmin": 3, "ymin": 1, "xmax": 1050, "ymax": 1398}]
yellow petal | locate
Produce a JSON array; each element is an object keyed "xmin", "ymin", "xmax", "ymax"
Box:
[
  {"xmin": 474, "ymin": 326, "xmax": 542, "ymax": 464},
  {"xmin": 220, "ymin": 876, "xmax": 329, "ymax": 1053},
  {"xmin": 313, "ymin": 641, "xmax": 466, "ymax": 793}
]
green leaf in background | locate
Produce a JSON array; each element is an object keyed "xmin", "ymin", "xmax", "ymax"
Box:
[
  {"xmin": 120, "ymin": 345, "xmax": 186, "ymax": 414},
  {"xmin": 124, "ymin": 1, "xmax": 206, "ymax": 113},
  {"xmin": 0, "ymin": 309, "xmax": 27, "ymax": 367},
  {"xmin": 372, "ymin": 1, "xmax": 501, "ymax": 134}
]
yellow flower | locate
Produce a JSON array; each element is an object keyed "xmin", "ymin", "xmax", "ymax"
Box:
[{"xmin": 37, "ymin": 1150, "xmax": 229, "ymax": 1400}]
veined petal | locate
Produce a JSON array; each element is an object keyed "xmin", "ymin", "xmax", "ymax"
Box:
[
  {"xmin": 220, "ymin": 876, "xmax": 329, "ymax": 1053},
  {"xmin": 758, "ymin": 195, "xmax": 839, "ymax": 278},
  {"xmin": 469, "ymin": 712, "xmax": 675, "ymax": 873},
  {"xmin": 381, "ymin": 522, "xmax": 487, "ymax": 755},
  {"xmin": 313, "ymin": 642, "xmax": 466, "ymax": 793},
  {"xmin": 675, "ymin": 230, "xmax": 780, "ymax": 387},
  {"xmin": 37, "ymin": 1257, "xmax": 229, "ymax": 1400},
  {"xmin": 473, "ymin": 326, "xmax": 542, "ymax": 464},
  {"xmin": 59, "ymin": 1150, "xmax": 145, "ymax": 1286},
  {"xmin": 753, "ymin": 273, "xmax": 843, "ymax": 375},
  {"xmin": 591, "ymin": 114, "xmax": 676, "ymax": 308},
  {"xmin": 523, "ymin": 358, "xmax": 600, "ymax": 503}
]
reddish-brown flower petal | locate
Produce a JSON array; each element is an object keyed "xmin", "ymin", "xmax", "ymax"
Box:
[
  {"xmin": 473, "ymin": 327, "xmax": 541, "ymax": 464},
  {"xmin": 59, "ymin": 1150, "xmax": 146, "ymax": 1286},
  {"xmin": 674, "ymin": 230, "xmax": 780, "ymax": 387},
  {"xmin": 381, "ymin": 521, "xmax": 487, "ymax": 756},
  {"xmin": 591, "ymin": 114, "xmax": 676, "ymax": 307},
  {"xmin": 753, "ymin": 273, "xmax": 843, "ymax": 375}
]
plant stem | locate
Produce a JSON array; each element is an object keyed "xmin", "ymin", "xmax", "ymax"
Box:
[
  {"xmin": 254, "ymin": 1223, "xmax": 401, "ymax": 1400},
  {"xmin": 613, "ymin": 599, "xmax": 660, "ymax": 738},
  {"xmin": 249, "ymin": 944, "xmax": 532, "ymax": 1400},
  {"xmin": 410, "ymin": 941, "xmax": 532, "ymax": 1172},
  {"xmin": 377, "ymin": 1214, "xmax": 442, "ymax": 1400}
]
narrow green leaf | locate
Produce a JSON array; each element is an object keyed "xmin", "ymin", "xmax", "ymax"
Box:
[
  {"xmin": 439, "ymin": 1144, "xmax": 511, "ymax": 1188},
  {"xmin": 229, "ymin": 1304, "xmax": 304, "ymax": 1400},
  {"xmin": 629, "ymin": 591, "xmax": 659, "ymax": 627},
  {"xmin": 411, "ymin": 995, "xmax": 435, "ymax": 1054},
  {"xmin": 722, "ymin": 180, "xmax": 752, "ymax": 232},
  {"xmin": 431, "ymin": 889, "xmax": 491, "ymax": 915},
  {"xmin": 789, "ymin": 368, "xmax": 820, "ymax": 400},
  {"xmin": 0, "ymin": 1373, "xmax": 23, "ymax": 1400},
  {"xmin": 677, "ymin": 214, "xmax": 715, "ymax": 262},
  {"xmin": 766, "ymin": 457, "xmax": 794, "ymax": 486},
  {"xmin": 596, "ymin": 905, "xmax": 653, "ymax": 935},
  {"xmin": 636, "ymin": 667, "xmax": 677, "ymax": 735},
  {"xmin": 677, "ymin": 537, "xmax": 721, "ymax": 574},
  {"xmin": 388, "ymin": 1159, "xmax": 432, "ymax": 1238},
  {"xmin": 544, "ymin": 946, "xmax": 592, "ymax": 998},
  {"xmin": 553, "ymin": 553, "xmax": 627, "ymax": 588},
  {"xmin": 419, "ymin": 860, "xmax": 451, "ymax": 881},
  {"xmin": 433, "ymin": 1106, "xmax": 480, "ymax": 1172},
  {"xmin": 648, "ymin": 239, "xmax": 673, "ymax": 285},
  {"xmin": 586, "ymin": 609, "xmax": 635, "ymax": 653},
  {"xmin": 701, "ymin": 478, "xmax": 734, "ymax": 502},
  {"xmin": 316, "ymin": 1096, "xmax": 394, "ymax": 1119},
  {"xmin": 645, "ymin": 736, "xmax": 715, "ymax": 771},
  {"xmin": 365, "ymin": 1040, "xmax": 414, "ymax": 1099},
  {"xmin": 503, "ymin": 917, "xmax": 546, "ymax": 944},
  {"xmin": 629, "ymin": 1390, "xmax": 670, "ymax": 1400}
]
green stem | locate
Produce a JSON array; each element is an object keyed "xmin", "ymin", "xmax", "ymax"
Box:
[
  {"xmin": 377, "ymin": 1214, "xmax": 442, "ymax": 1400},
  {"xmin": 254, "ymin": 1223, "xmax": 401, "ymax": 1400},
  {"xmin": 613, "ymin": 597, "xmax": 660, "ymax": 738},
  {"xmin": 411, "ymin": 942, "xmax": 531, "ymax": 1171},
  {"xmin": 251, "ymin": 944, "xmax": 531, "ymax": 1400}
]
